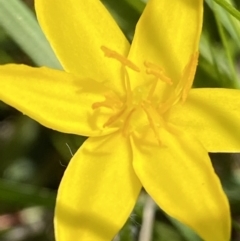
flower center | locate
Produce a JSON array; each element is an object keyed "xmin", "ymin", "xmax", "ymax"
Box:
[{"xmin": 93, "ymin": 46, "xmax": 198, "ymax": 144}]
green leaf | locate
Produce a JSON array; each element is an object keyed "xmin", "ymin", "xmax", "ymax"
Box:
[
  {"xmin": 205, "ymin": 0, "xmax": 239, "ymax": 88},
  {"xmin": 213, "ymin": 0, "xmax": 240, "ymax": 21},
  {"xmin": 0, "ymin": 178, "xmax": 56, "ymax": 208},
  {"xmin": 0, "ymin": 0, "xmax": 62, "ymax": 69}
]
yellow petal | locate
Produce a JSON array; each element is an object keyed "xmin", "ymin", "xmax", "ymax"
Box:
[
  {"xmin": 129, "ymin": 0, "xmax": 202, "ymax": 83},
  {"xmin": 169, "ymin": 88, "xmax": 240, "ymax": 152},
  {"xmin": 55, "ymin": 132, "xmax": 141, "ymax": 241},
  {"xmin": 131, "ymin": 127, "xmax": 230, "ymax": 241},
  {"xmin": 35, "ymin": 0, "xmax": 129, "ymax": 94},
  {"xmin": 0, "ymin": 64, "xmax": 117, "ymax": 136}
]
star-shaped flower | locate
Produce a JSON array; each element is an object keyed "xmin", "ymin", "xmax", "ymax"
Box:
[{"xmin": 1, "ymin": 0, "xmax": 240, "ymax": 240}]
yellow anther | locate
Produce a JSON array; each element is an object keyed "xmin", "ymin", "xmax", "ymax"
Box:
[
  {"xmin": 146, "ymin": 69, "xmax": 173, "ymax": 85},
  {"xmin": 92, "ymin": 101, "xmax": 113, "ymax": 110},
  {"xmin": 181, "ymin": 51, "xmax": 199, "ymax": 102},
  {"xmin": 144, "ymin": 61, "xmax": 164, "ymax": 71},
  {"xmin": 92, "ymin": 92, "xmax": 122, "ymax": 110},
  {"xmin": 101, "ymin": 46, "xmax": 140, "ymax": 72},
  {"xmin": 144, "ymin": 61, "xmax": 172, "ymax": 85}
]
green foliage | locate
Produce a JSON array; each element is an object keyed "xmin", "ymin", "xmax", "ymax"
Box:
[{"xmin": 0, "ymin": 0, "xmax": 240, "ymax": 240}]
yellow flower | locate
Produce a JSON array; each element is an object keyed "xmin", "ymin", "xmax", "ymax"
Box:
[{"xmin": 1, "ymin": 0, "xmax": 240, "ymax": 240}]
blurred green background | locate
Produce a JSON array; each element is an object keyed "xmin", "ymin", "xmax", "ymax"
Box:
[{"xmin": 0, "ymin": 0, "xmax": 240, "ymax": 240}]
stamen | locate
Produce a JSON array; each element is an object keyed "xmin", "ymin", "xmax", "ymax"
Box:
[
  {"xmin": 103, "ymin": 108, "xmax": 126, "ymax": 128},
  {"xmin": 92, "ymin": 101, "xmax": 114, "ymax": 110},
  {"xmin": 122, "ymin": 108, "xmax": 136, "ymax": 137},
  {"xmin": 144, "ymin": 61, "xmax": 173, "ymax": 85},
  {"xmin": 94, "ymin": 47, "xmax": 183, "ymax": 142},
  {"xmin": 144, "ymin": 61, "xmax": 164, "ymax": 70},
  {"xmin": 101, "ymin": 46, "xmax": 140, "ymax": 72},
  {"xmin": 141, "ymin": 102, "xmax": 165, "ymax": 145},
  {"xmin": 147, "ymin": 79, "xmax": 158, "ymax": 100},
  {"xmin": 92, "ymin": 92, "xmax": 122, "ymax": 110},
  {"xmin": 102, "ymin": 105, "xmax": 137, "ymax": 137},
  {"xmin": 122, "ymin": 68, "xmax": 133, "ymax": 104},
  {"xmin": 181, "ymin": 51, "xmax": 199, "ymax": 102},
  {"xmin": 158, "ymin": 95, "xmax": 177, "ymax": 114}
]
